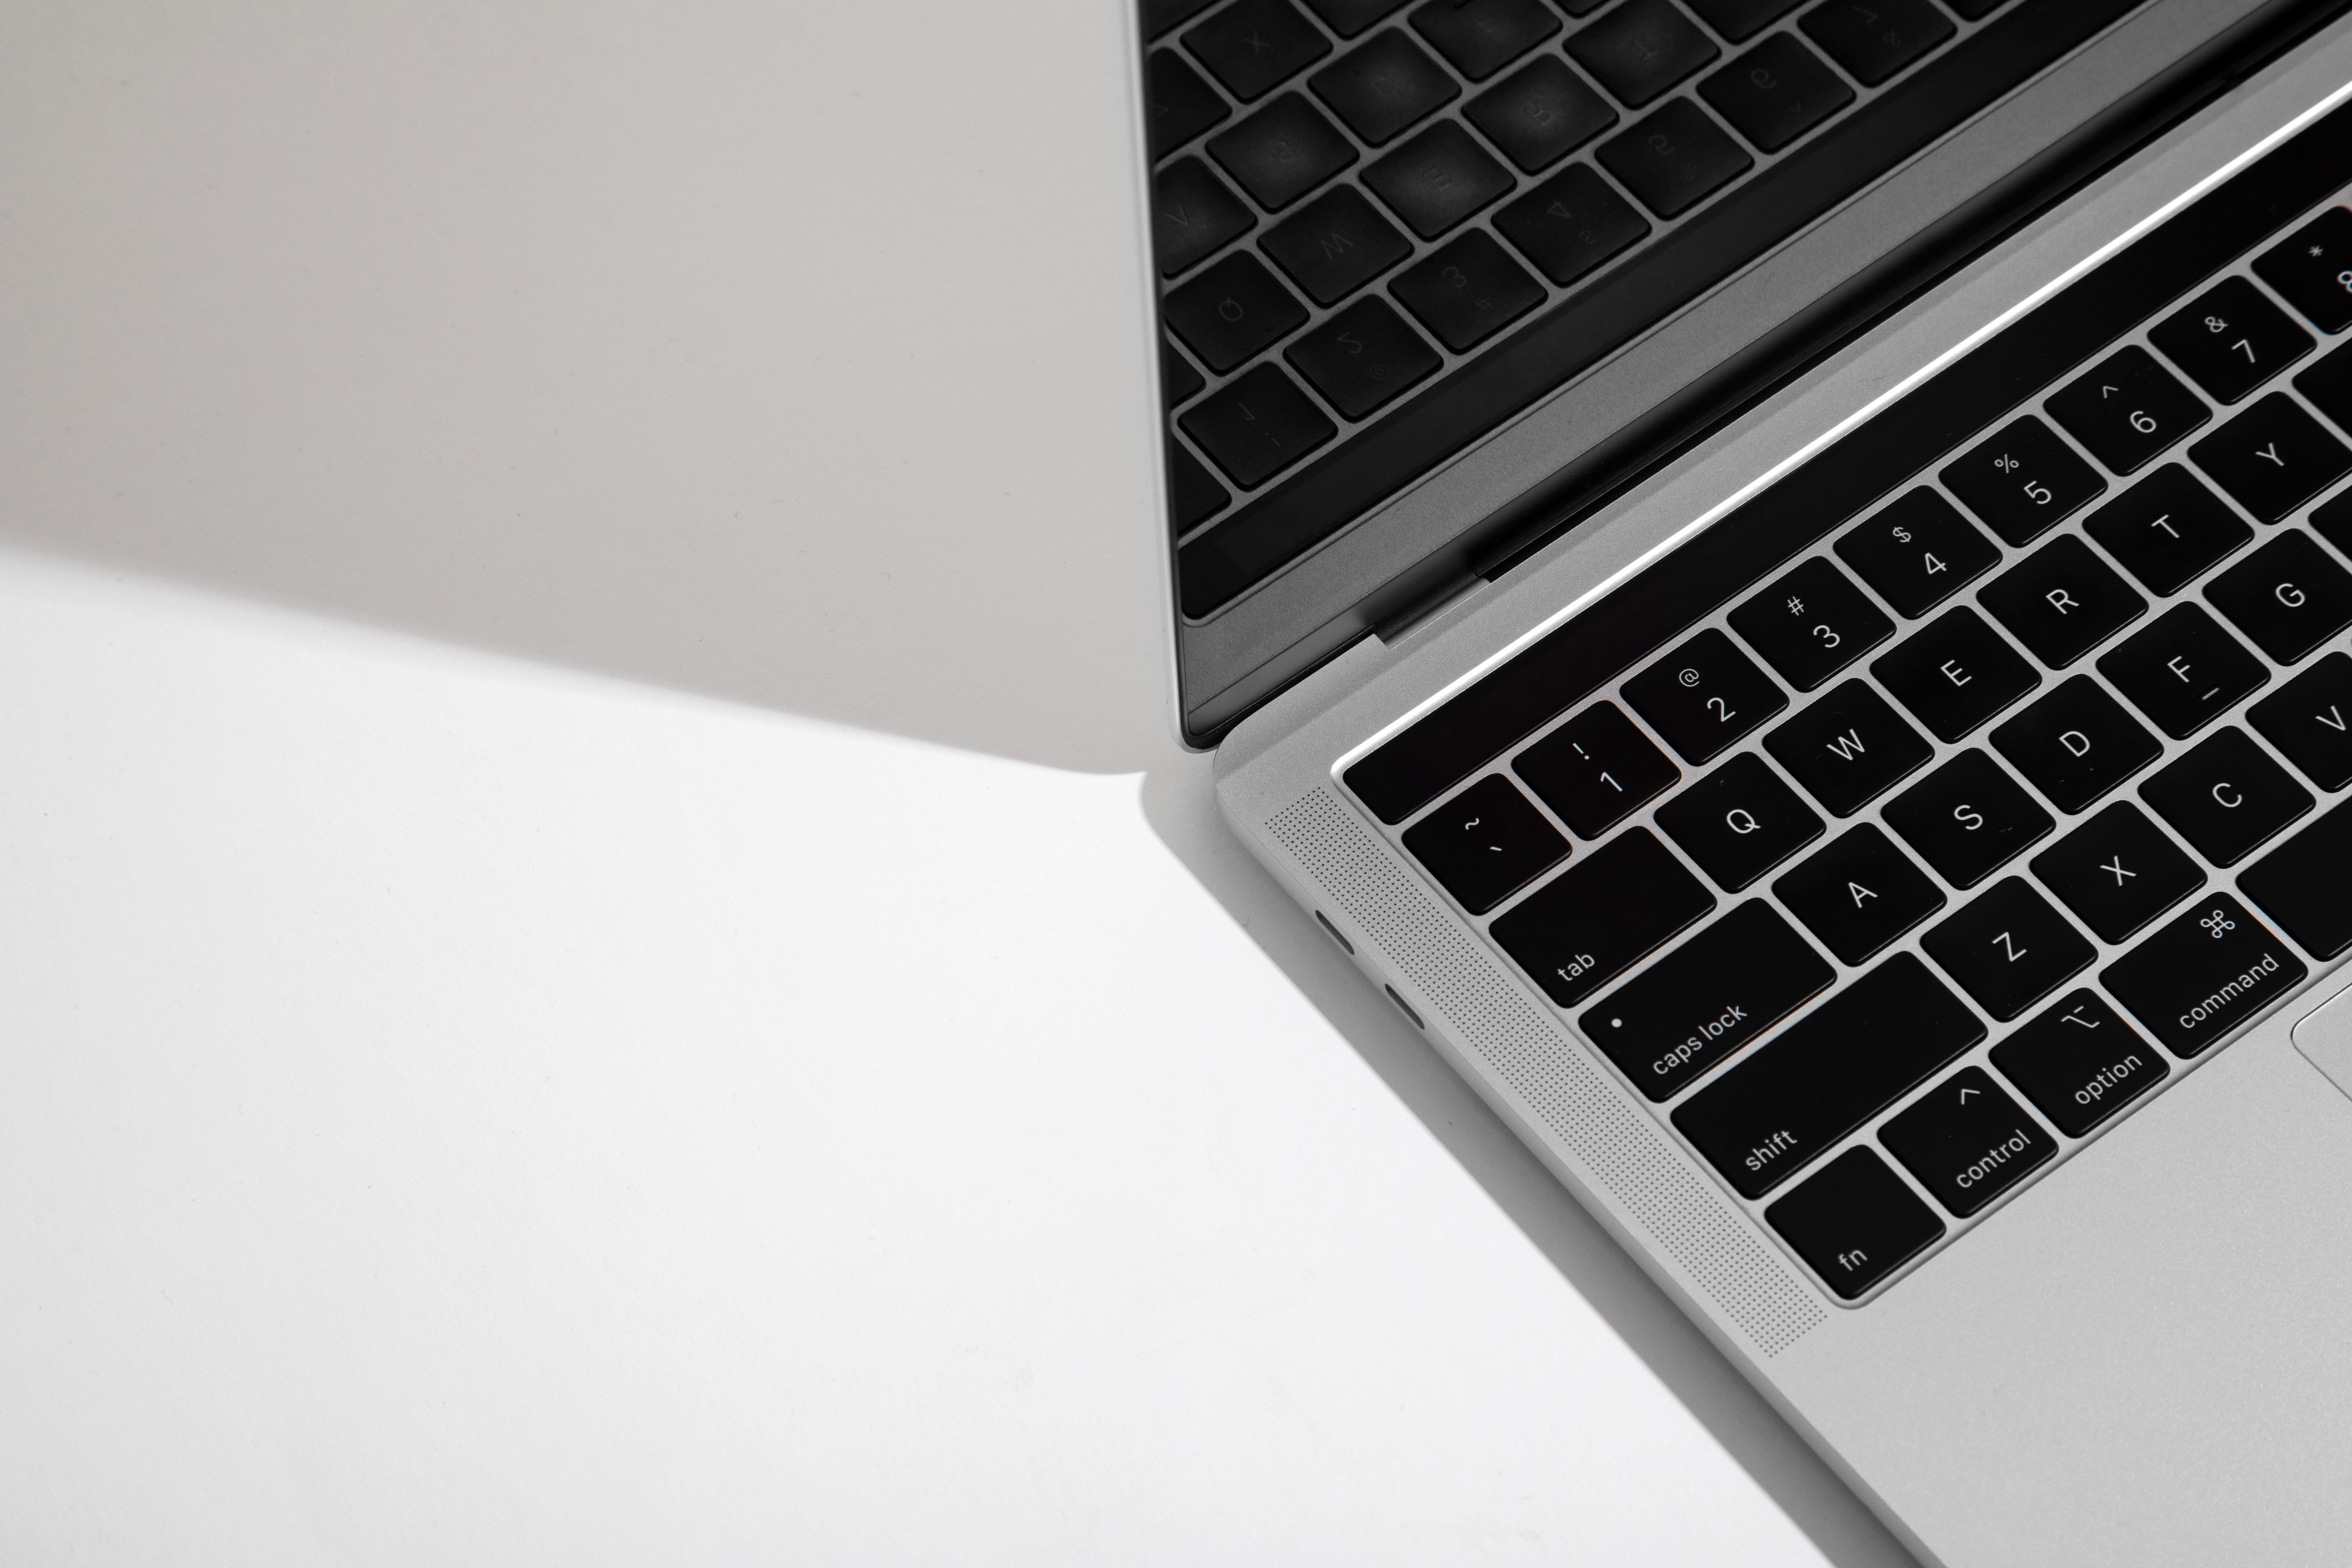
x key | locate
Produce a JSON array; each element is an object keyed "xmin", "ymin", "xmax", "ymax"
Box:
[{"xmin": 2029, "ymin": 802, "xmax": 2204, "ymax": 944}]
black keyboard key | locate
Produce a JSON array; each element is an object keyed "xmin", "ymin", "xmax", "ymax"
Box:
[
  {"xmin": 1390, "ymin": 229, "xmax": 1547, "ymax": 351},
  {"xmin": 2316, "ymin": 485, "xmax": 2352, "ymax": 558},
  {"xmin": 2242, "ymin": 797, "xmax": 2352, "ymax": 958},
  {"xmin": 1685, "ymin": 0, "xmax": 1802, "ymax": 43},
  {"xmin": 1403, "ymin": 773, "xmax": 1571, "ymax": 912},
  {"xmin": 1287, "ymin": 296, "xmax": 1442, "ymax": 417},
  {"xmin": 1494, "ymin": 163, "xmax": 1651, "ymax": 285},
  {"xmin": 1579, "ymin": 902, "xmax": 1834, "ymax": 1099},
  {"xmin": 2096, "ymin": 603, "xmax": 2268, "ymax": 740},
  {"xmin": 2254, "ymin": 208, "xmax": 2352, "ymax": 333},
  {"xmin": 2249, "ymin": 652, "xmax": 2352, "ymax": 791},
  {"xmin": 1596, "ymin": 99, "xmax": 1753, "ymax": 220},
  {"xmin": 1408, "ymin": 0, "xmax": 1561, "ymax": 79},
  {"xmin": 1514, "ymin": 700, "xmax": 1680, "ymax": 837},
  {"xmin": 1773, "ymin": 823, "xmax": 1945, "ymax": 965},
  {"xmin": 2044, "ymin": 344, "xmax": 2211, "ymax": 476},
  {"xmin": 2138, "ymin": 725, "xmax": 2312, "ymax": 866},
  {"xmin": 1491, "ymin": 827, "xmax": 1715, "ymax": 1005},
  {"xmin": 1261, "ymin": 186, "xmax": 1414, "ymax": 304},
  {"xmin": 1882, "ymin": 749, "xmax": 2053, "ymax": 888},
  {"xmin": 1569, "ymin": 0, "xmax": 1719, "ymax": 106},
  {"xmin": 2204, "ymin": 529, "xmax": 2352, "ymax": 664},
  {"xmin": 1871, "ymin": 607, "xmax": 2040, "ymax": 742},
  {"xmin": 1164, "ymin": 339, "xmax": 1206, "ymax": 406},
  {"xmin": 1163, "ymin": 251, "xmax": 1311, "ymax": 372},
  {"xmin": 1364, "ymin": 119, "xmax": 1516, "ymax": 237},
  {"xmin": 1208, "ymin": 93, "xmax": 1359, "ymax": 210},
  {"xmin": 1880, "ymin": 1067, "xmax": 2055, "ymax": 1217},
  {"xmin": 2296, "ymin": 340, "xmax": 2352, "ymax": 438},
  {"xmin": 1727, "ymin": 556, "xmax": 1894, "ymax": 690},
  {"xmin": 1184, "ymin": 0, "xmax": 1334, "ymax": 101},
  {"xmin": 1835, "ymin": 488, "xmax": 2000, "ymax": 618},
  {"xmin": 1654, "ymin": 751, "xmax": 1824, "ymax": 889},
  {"xmin": 1799, "ymin": 0, "xmax": 1953, "ymax": 86},
  {"xmin": 1920, "ymin": 876, "xmax": 2092, "ymax": 1021},
  {"xmin": 1149, "ymin": 50, "xmax": 1232, "ymax": 156},
  {"xmin": 2029, "ymin": 801, "xmax": 2202, "ymax": 943},
  {"xmin": 1763, "ymin": 679, "xmax": 1931, "ymax": 816},
  {"xmin": 1673, "ymin": 952, "xmax": 1983, "ymax": 1197},
  {"xmin": 1975, "ymin": 535, "xmax": 2146, "ymax": 670},
  {"xmin": 2101, "ymin": 893, "xmax": 2306, "ymax": 1056},
  {"xmin": 1466, "ymin": 55, "xmax": 1617, "ymax": 172},
  {"xmin": 1699, "ymin": 33, "xmax": 1853, "ymax": 154},
  {"xmin": 1764, "ymin": 1147, "xmax": 1944, "ymax": 1300},
  {"xmin": 2149, "ymin": 276, "xmax": 2315, "ymax": 405},
  {"xmin": 1991, "ymin": 990, "xmax": 2166, "ymax": 1138},
  {"xmin": 2188, "ymin": 393, "xmax": 2352, "ymax": 524},
  {"xmin": 1990, "ymin": 674, "xmax": 2161, "ymax": 814},
  {"xmin": 1180, "ymin": 362, "xmax": 1339, "ymax": 486},
  {"xmin": 1310, "ymin": 30, "xmax": 1460, "ymax": 145},
  {"xmin": 2082, "ymin": 464, "xmax": 2251, "ymax": 596},
  {"xmin": 1169, "ymin": 443, "xmax": 1231, "ymax": 532},
  {"xmin": 1153, "ymin": 158, "xmax": 1256, "ymax": 277},
  {"xmin": 1623, "ymin": 627, "xmax": 1788, "ymax": 764},
  {"xmin": 1940, "ymin": 415, "xmax": 2107, "ymax": 547},
  {"xmin": 1302, "ymin": 0, "xmax": 1414, "ymax": 36}
]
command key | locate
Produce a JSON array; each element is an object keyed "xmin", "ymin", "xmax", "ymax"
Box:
[{"xmin": 2101, "ymin": 892, "xmax": 2307, "ymax": 1057}]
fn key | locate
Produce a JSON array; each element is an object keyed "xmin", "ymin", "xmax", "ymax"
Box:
[{"xmin": 1766, "ymin": 1147, "xmax": 1944, "ymax": 1300}]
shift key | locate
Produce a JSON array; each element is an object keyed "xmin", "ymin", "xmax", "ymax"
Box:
[{"xmin": 1673, "ymin": 953, "xmax": 1984, "ymax": 1198}]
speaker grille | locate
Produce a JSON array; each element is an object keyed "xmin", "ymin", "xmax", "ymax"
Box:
[{"xmin": 1267, "ymin": 788, "xmax": 1825, "ymax": 1357}]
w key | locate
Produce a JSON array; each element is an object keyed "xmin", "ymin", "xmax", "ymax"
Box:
[{"xmin": 1763, "ymin": 679, "xmax": 1933, "ymax": 816}]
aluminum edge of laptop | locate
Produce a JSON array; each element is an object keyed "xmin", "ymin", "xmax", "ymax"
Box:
[{"xmin": 1206, "ymin": 23, "xmax": 2352, "ymax": 1568}]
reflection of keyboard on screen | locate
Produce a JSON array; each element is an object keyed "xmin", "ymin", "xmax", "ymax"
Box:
[
  {"xmin": 1342, "ymin": 153, "xmax": 2352, "ymax": 1301},
  {"xmin": 1150, "ymin": 0, "xmax": 2155, "ymax": 617}
]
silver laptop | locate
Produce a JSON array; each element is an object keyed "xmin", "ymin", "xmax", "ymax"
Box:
[{"xmin": 1144, "ymin": 0, "xmax": 2352, "ymax": 1560}]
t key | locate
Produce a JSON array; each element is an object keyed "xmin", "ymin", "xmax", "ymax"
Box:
[
  {"xmin": 1623, "ymin": 628, "xmax": 1788, "ymax": 764},
  {"xmin": 2082, "ymin": 464, "xmax": 2251, "ymax": 597},
  {"xmin": 1514, "ymin": 701, "xmax": 1681, "ymax": 838}
]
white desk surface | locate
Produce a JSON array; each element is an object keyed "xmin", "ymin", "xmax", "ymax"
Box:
[{"xmin": 0, "ymin": 5, "xmax": 1916, "ymax": 1562}]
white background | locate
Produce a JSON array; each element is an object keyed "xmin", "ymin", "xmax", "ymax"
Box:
[{"xmin": 0, "ymin": 4, "xmax": 1913, "ymax": 1562}]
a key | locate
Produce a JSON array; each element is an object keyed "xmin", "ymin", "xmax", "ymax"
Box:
[
  {"xmin": 1180, "ymin": 363, "xmax": 1339, "ymax": 487},
  {"xmin": 1184, "ymin": 0, "xmax": 1334, "ymax": 100},
  {"xmin": 1879, "ymin": 1067, "xmax": 2056, "ymax": 1217},
  {"xmin": 1490, "ymin": 828, "xmax": 1715, "ymax": 1006},
  {"xmin": 1597, "ymin": 99, "xmax": 1754, "ymax": 220},
  {"xmin": 1389, "ymin": 230, "xmax": 1547, "ymax": 351},
  {"xmin": 1261, "ymin": 186, "xmax": 1415, "ymax": 304},
  {"xmin": 2137, "ymin": 726, "xmax": 2312, "ymax": 866},
  {"xmin": 1402, "ymin": 773, "xmax": 1571, "ymax": 913},
  {"xmin": 2149, "ymin": 276, "xmax": 2314, "ymax": 404},
  {"xmin": 1153, "ymin": 158, "xmax": 1256, "ymax": 277},
  {"xmin": 1163, "ymin": 252, "xmax": 1311, "ymax": 372},
  {"xmin": 1494, "ymin": 164, "xmax": 1652, "ymax": 286},
  {"xmin": 2187, "ymin": 393, "xmax": 2352, "ymax": 524},
  {"xmin": 1991, "ymin": 990, "xmax": 2167, "ymax": 1138},
  {"xmin": 1975, "ymin": 534, "xmax": 2147, "ymax": 669},
  {"xmin": 1578, "ymin": 902, "xmax": 1835, "ymax": 1100},
  {"xmin": 1148, "ymin": 49, "xmax": 1232, "ymax": 156},
  {"xmin": 2240, "ymin": 798, "xmax": 2352, "ymax": 959},
  {"xmin": 1728, "ymin": 556, "xmax": 1894, "ymax": 691},
  {"xmin": 1940, "ymin": 415, "xmax": 2107, "ymax": 547},
  {"xmin": 1168, "ymin": 444, "xmax": 1230, "ymax": 533},
  {"xmin": 1654, "ymin": 751, "xmax": 1825, "ymax": 889},
  {"xmin": 1919, "ymin": 877, "xmax": 2094, "ymax": 1022},
  {"xmin": 1799, "ymin": 0, "xmax": 1954, "ymax": 86},
  {"xmin": 1285, "ymin": 297, "xmax": 1443, "ymax": 418},
  {"xmin": 2248, "ymin": 651, "xmax": 2352, "ymax": 790},
  {"xmin": 1623, "ymin": 628, "xmax": 1789, "ymax": 765},
  {"xmin": 1309, "ymin": 30, "xmax": 1459, "ymax": 145},
  {"xmin": 2254, "ymin": 208, "xmax": 2352, "ymax": 333},
  {"xmin": 2203, "ymin": 529, "xmax": 2352, "ymax": 663},
  {"xmin": 1772, "ymin": 823, "xmax": 1946, "ymax": 965},
  {"xmin": 1835, "ymin": 487, "xmax": 2000, "ymax": 617},
  {"xmin": 2044, "ymin": 344, "xmax": 2211, "ymax": 475},
  {"xmin": 2081, "ymin": 464, "xmax": 2252, "ymax": 596},
  {"xmin": 2100, "ymin": 893, "xmax": 2306, "ymax": 1057},
  {"xmin": 1761, "ymin": 679, "xmax": 1931, "ymax": 815},
  {"xmin": 1699, "ymin": 34, "xmax": 1852, "ymax": 153},
  {"xmin": 2028, "ymin": 801, "xmax": 2203, "ymax": 943},
  {"xmin": 1466, "ymin": 55, "xmax": 1617, "ymax": 172},
  {"xmin": 1364, "ymin": 120, "xmax": 1516, "ymax": 238},
  {"xmin": 1208, "ymin": 93, "xmax": 1359, "ymax": 210},
  {"xmin": 1568, "ymin": 0, "xmax": 1720, "ymax": 105},
  {"xmin": 1882, "ymin": 749, "xmax": 2054, "ymax": 887},
  {"xmin": 2096, "ymin": 603, "xmax": 2268, "ymax": 739},
  {"xmin": 1408, "ymin": 0, "xmax": 1562, "ymax": 79},
  {"xmin": 1684, "ymin": 0, "xmax": 1801, "ymax": 40},
  {"xmin": 1672, "ymin": 952, "xmax": 1984, "ymax": 1197},
  {"xmin": 1764, "ymin": 1148, "xmax": 1945, "ymax": 1300},
  {"xmin": 1871, "ymin": 607, "xmax": 2041, "ymax": 742},
  {"xmin": 1989, "ymin": 674, "xmax": 2162, "ymax": 814},
  {"xmin": 1513, "ymin": 701, "xmax": 1681, "ymax": 838}
]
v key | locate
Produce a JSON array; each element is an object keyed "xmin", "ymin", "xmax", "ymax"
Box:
[{"xmin": 2252, "ymin": 650, "xmax": 2352, "ymax": 790}]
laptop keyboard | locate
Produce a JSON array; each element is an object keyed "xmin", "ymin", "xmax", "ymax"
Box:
[
  {"xmin": 1338, "ymin": 106, "xmax": 2352, "ymax": 1301},
  {"xmin": 1151, "ymin": 0, "xmax": 2157, "ymax": 617}
]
